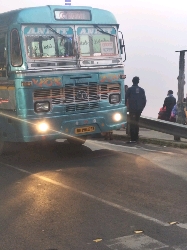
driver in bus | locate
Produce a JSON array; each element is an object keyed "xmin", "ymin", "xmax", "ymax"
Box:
[{"xmin": 60, "ymin": 38, "xmax": 73, "ymax": 57}]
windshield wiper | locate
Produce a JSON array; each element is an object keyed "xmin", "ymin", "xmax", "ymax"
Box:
[
  {"xmin": 46, "ymin": 25, "xmax": 70, "ymax": 40},
  {"xmin": 38, "ymin": 35, "xmax": 54, "ymax": 41},
  {"xmin": 46, "ymin": 25, "xmax": 80, "ymax": 62},
  {"xmin": 93, "ymin": 24, "xmax": 115, "ymax": 37}
]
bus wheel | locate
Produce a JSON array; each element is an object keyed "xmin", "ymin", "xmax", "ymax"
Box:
[
  {"xmin": 0, "ymin": 140, "xmax": 4, "ymax": 155},
  {"xmin": 0, "ymin": 141, "xmax": 13, "ymax": 155},
  {"xmin": 67, "ymin": 136, "xmax": 87, "ymax": 145}
]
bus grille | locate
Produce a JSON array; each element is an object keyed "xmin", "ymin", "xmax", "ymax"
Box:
[{"xmin": 33, "ymin": 83, "xmax": 120, "ymax": 112}]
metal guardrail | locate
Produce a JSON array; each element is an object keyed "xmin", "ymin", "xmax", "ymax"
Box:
[{"xmin": 138, "ymin": 115, "xmax": 187, "ymax": 139}]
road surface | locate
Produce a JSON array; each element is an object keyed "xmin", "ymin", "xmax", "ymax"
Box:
[{"xmin": 0, "ymin": 139, "xmax": 187, "ymax": 250}]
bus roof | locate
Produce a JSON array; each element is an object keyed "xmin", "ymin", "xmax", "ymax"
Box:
[{"xmin": 0, "ymin": 5, "xmax": 118, "ymax": 26}]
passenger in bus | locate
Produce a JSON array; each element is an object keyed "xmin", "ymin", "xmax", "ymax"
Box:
[
  {"xmin": 60, "ymin": 38, "xmax": 73, "ymax": 57},
  {"xmin": 125, "ymin": 76, "xmax": 146, "ymax": 143},
  {"xmin": 163, "ymin": 90, "xmax": 176, "ymax": 121}
]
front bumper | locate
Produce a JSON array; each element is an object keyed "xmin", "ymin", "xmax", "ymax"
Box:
[{"xmin": 5, "ymin": 106, "xmax": 127, "ymax": 142}]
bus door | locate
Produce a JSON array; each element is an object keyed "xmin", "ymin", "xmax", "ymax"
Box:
[
  {"xmin": 0, "ymin": 28, "xmax": 18, "ymax": 141},
  {"xmin": 0, "ymin": 30, "xmax": 7, "ymax": 78},
  {"xmin": 0, "ymin": 28, "xmax": 16, "ymax": 111}
]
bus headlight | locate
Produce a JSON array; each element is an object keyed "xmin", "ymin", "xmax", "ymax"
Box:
[
  {"xmin": 109, "ymin": 94, "xmax": 120, "ymax": 104},
  {"xmin": 34, "ymin": 101, "xmax": 50, "ymax": 113},
  {"xmin": 37, "ymin": 122, "xmax": 49, "ymax": 132},
  {"xmin": 113, "ymin": 113, "xmax": 122, "ymax": 122}
]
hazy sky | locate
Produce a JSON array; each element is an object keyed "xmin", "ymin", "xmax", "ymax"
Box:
[{"xmin": 1, "ymin": 0, "xmax": 187, "ymax": 117}]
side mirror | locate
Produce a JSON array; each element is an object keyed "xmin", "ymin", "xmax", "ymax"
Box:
[
  {"xmin": 119, "ymin": 39, "xmax": 124, "ymax": 54},
  {"xmin": 118, "ymin": 31, "xmax": 126, "ymax": 62}
]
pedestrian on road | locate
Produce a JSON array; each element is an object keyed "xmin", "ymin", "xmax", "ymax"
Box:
[
  {"xmin": 169, "ymin": 104, "xmax": 177, "ymax": 122},
  {"xmin": 117, "ymin": 84, "xmax": 129, "ymax": 132},
  {"xmin": 125, "ymin": 84, "xmax": 128, "ymax": 94},
  {"xmin": 125, "ymin": 76, "xmax": 146, "ymax": 143},
  {"xmin": 124, "ymin": 84, "xmax": 128, "ymax": 106},
  {"xmin": 163, "ymin": 90, "xmax": 176, "ymax": 121},
  {"xmin": 124, "ymin": 84, "xmax": 130, "ymax": 133}
]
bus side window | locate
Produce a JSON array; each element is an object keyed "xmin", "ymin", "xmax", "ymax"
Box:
[
  {"xmin": 0, "ymin": 33, "xmax": 7, "ymax": 77},
  {"xmin": 11, "ymin": 29, "xmax": 23, "ymax": 67}
]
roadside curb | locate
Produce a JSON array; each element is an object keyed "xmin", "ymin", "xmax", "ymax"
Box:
[{"xmin": 112, "ymin": 134, "xmax": 187, "ymax": 149}]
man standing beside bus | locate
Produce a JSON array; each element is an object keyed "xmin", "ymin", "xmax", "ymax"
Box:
[{"xmin": 126, "ymin": 76, "xmax": 146, "ymax": 143}]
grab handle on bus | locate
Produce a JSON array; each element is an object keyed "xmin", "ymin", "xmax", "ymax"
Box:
[{"xmin": 6, "ymin": 63, "xmax": 10, "ymax": 77}]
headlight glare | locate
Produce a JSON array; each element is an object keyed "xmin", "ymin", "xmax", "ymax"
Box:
[
  {"xmin": 37, "ymin": 122, "xmax": 49, "ymax": 132},
  {"xmin": 113, "ymin": 113, "xmax": 122, "ymax": 122}
]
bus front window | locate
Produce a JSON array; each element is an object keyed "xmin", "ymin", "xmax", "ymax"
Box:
[
  {"xmin": 77, "ymin": 27, "xmax": 118, "ymax": 58},
  {"xmin": 26, "ymin": 36, "xmax": 56, "ymax": 58},
  {"xmin": 24, "ymin": 26, "xmax": 74, "ymax": 59}
]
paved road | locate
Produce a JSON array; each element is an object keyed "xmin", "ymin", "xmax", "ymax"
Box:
[{"xmin": 0, "ymin": 139, "xmax": 187, "ymax": 249}]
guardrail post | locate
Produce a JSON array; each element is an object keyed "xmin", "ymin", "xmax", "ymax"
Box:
[{"xmin": 175, "ymin": 50, "xmax": 187, "ymax": 140}]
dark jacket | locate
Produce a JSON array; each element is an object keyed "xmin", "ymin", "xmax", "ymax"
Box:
[
  {"xmin": 126, "ymin": 84, "xmax": 146, "ymax": 112},
  {"xmin": 163, "ymin": 95, "xmax": 176, "ymax": 117}
]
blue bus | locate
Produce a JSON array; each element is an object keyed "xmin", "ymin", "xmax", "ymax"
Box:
[{"xmin": 0, "ymin": 5, "xmax": 126, "ymax": 152}]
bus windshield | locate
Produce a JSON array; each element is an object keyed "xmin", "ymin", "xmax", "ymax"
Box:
[
  {"xmin": 22, "ymin": 25, "xmax": 120, "ymax": 68},
  {"xmin": 77, "ymin": 27, "xmax": 118, "ymax": 57},
  {"xmin": 23, "ymin": 26, "xmax": 74, "ymax": 59}
]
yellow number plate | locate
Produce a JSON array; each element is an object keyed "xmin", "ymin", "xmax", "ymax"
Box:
[{"xmin": 75, "ymin": 126, "xmax": 95, "ymax": 134}]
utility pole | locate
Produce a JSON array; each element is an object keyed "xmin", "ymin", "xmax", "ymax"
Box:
[{"xmin": 175, "ymin": 50, "xmax": 187, "ymax": 140}]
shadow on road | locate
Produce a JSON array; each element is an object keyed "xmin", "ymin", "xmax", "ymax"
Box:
[{"xmin": 0, "ymin": 139, "xmax": 117, "ymax": 172}]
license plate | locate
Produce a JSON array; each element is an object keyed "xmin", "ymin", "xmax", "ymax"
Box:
[{"xmin": 75, "ymin": 126, "xmax": 95, "ymax": 134}]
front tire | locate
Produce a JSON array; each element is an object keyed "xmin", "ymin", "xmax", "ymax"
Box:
[
  {"xmin": 0, "ymin": 140, "xmax": 4, "ymax": 155},
  {"xmin": 0, "ymin": 141, "xmax": 17, "ymax": 155},
  {"xmin": 67, "ymin": 136, "xmax": 87, "ymax": 145}
]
